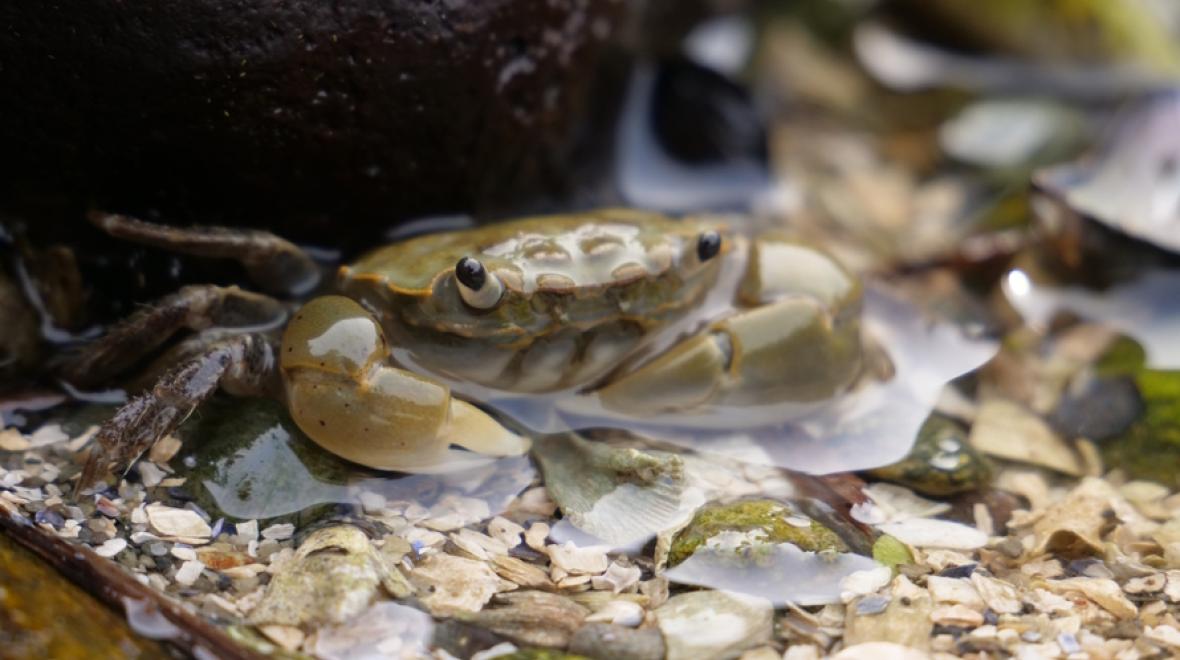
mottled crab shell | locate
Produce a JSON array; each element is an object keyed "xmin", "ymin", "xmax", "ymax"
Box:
[{"xmin": 337, "ymin": 209, "xmax": 729, "ymax": 392}]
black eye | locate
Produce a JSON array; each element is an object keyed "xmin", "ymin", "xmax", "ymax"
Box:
[
  {"xmin": 697, "ymin": 231, "xmax": 722, "ymax": 261},
  {"xmin": 455, "ymin": 257, "xmax": 487, "ymax": 291}
]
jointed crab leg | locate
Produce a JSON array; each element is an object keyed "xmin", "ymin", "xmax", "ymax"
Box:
[
  {"xmin": 87, "ymin": 211, "xmax": 322, "ymax": 296},
  {"xmin": 57, "ymin": 284, "xmax": 286, "ymax": 387},
  {"xmin": 75, "ymin": 332, "xmax": 278, "ymax": 495}
]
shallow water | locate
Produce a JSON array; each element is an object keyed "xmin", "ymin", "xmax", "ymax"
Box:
[{"xmin": 1004, "ymin": 267, "xmax": 1180, "ymax": 369}]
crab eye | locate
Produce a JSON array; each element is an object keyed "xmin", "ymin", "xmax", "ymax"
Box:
[
  {"xmin": 455, "ymin": 257, "xmax": 503, "ymax": 309},
  {"xmin": 697, "ymin": 230, "xmax": 722, "ymax": 262}
]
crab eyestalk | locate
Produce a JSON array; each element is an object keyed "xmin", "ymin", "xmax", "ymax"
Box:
[{"xmin": 280, "ymin": 295, "xmax": 526, "ymax": 471}]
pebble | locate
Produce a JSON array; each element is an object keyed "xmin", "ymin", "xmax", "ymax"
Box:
[
  {"xmin": 261, "ymin": 523, "xmax": 295, "ymax": 541},
  {"xmin": 174, "ymin": 560, "xmax": 205, "ymax": 586},
  {"xmin": 855, "ymin": 595, "xmax": 891, "ymax": 616},
  {"xmin": 146, "ymin": 503, "xmax": 212, "ymax": 543},
  {"xmin": 94, "ymin": 537, "xmax": 128, "ymax": 558}
]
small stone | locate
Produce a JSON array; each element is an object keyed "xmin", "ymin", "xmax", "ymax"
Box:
[
  {"xmin": 146, "ymin": 503, "xmax": 212, "ymax": 543},
  {"xmin": 235, "ymin": 520, "xmax": 259, "ymax": 542},
  {"xmin": 174, "ymin": 560, "xmax": 205, "ymax": 586},
  {"xmin": 855, "ymin": 595, "xmax": 891, "ymax": 616},
  {"xmin": 170, "ymin": 546, "xmax": 197, "ymax": 562},
  {"xmin": 570, "ymin": 623, "xmax": 665, "ymax": 660},
  {"xmin": 261, "ymin": 523, "xmax": 295, "ymax": 541},
  {"xmin": 1124, "ymin": 573, "xmax": 1166, "ymax": 594},
  {"xmin": 546, "ymin": 542, "xmax": 609, "ymax": 576},
  {"xmin": 656, "ymin": 591, "xmax": 773, "ymax": 660},
  {"xmin": 931, "ymin": 603, "xmax": 984, "ymax": 627},
  {"xmin": 136, "ymin": 462, "xmax": 168, "ymax": 488},
  {"xmin": 147, "ymin": 435, "xmax": 184, "ymax": 464},
  {"xmin": 410, "ymin": 553, "xmax": 505, "ymax": 616},
  {"xmin": 257, "ymin": 624, "xmax": 304, "ymax": 652},
  {"xmin": 970, "ymin": 573, "xmax": 1022, "ymax": 615},
  {"xmin": 591, "ymin": 561, "xmax": 641, "ymax": 593},
  {"xmin": 1044, "ymin": 577, "xmax": 1138, "ymax": 619},
  {"xmin": 488, "ymin": 516, "xmax": 525, "ymax": 549},
  {"xmin": 525, "ymin": 522, "xmax": 550, "ymax": 551},
  {"xmin": 94, "ymin": 537, "xmax": 128, "ymax": 558},
  {"xmin": 585, "ymin": 599, "xmax": 645, "ymax": 627},
  {"xmin": 0, "ymin": 428, "xmax": 30, "ymax": 451},
  {"xmin": 927, "ymin": 576, "xmax": 984, "ymax": 609}
]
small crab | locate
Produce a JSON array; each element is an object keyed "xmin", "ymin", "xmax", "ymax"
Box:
[{"xmin": 66, "ymin": 209, "xmax": 864, "ymax": 492}]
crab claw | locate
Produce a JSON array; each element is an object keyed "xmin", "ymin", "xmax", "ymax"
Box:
[
  {"xmin": 597, "ymin": 239, "xmax": 864, "ymax": 415},
  {"xmin": 281, "ymin": 296, "xmax": 527, "ymax": 472}
]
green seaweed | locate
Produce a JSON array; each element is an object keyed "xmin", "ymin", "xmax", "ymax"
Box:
[{"xmin": 668, "ymin": 499, "xmax": 846, "ymax": 568}]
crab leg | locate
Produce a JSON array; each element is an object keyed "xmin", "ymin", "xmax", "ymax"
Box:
[
  {"xmin": 88, "ymin": 211, "xmax": 321, "ymax": 296},
  {"xmin": 75, "ymin": 332, "xmax": 277, "ymax": 495},
  {"xmin": 596, "ymin": 296, "xmax": 863, "ymax": 414},
  {"xmin": 57, "ymin": 284, "xmax": 286, "ymax": 387}
]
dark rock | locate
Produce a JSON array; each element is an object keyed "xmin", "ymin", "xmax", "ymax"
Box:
[
  {"xmin": 0, "ymin": 1, "xmax": 627, "ymax": 240},
  {"xmin": 1050, "ymin": 375, "xmax": 1143, "ymax": 441},
  {"xmin": 651, "ymin": 58, "xmax": 766, "ymax": 165},
  {"xmin": 570, "ymin": 623, "xmax": 666, "ymax": 660}
]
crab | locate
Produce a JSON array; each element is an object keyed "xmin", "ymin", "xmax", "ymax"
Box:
[{"xmin": 66, "ymin": 209, "xmax": 864, "ymax": 493}]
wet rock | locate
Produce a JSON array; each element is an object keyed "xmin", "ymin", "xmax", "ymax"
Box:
[
  {"xmin": 968, "ymin": 399, "xmax": 1085, "ymax": 476},
  {"xmin": 868, "ymin": 415, "xmax": 992, "ymax": 496},
  {"xmin": 0, "ymin": 533, "xmax": 168, "ymax": 658},
  {"xmin": 570, "ymin": 623, "xmax": 666, "ymax": 660},
  {"xmin": 463, "ymin": 591, "xmax": 589, "ymax": 649},
  {"xmin": 1050, "ymin": 374, "xmax": 1143, "ymax": 441},
  {"xmin": 655, "ymin": 591, "xmax": 773, "ymax": 660},
  {"xmin": 248, "ymin": 524, "xmax": 410, "ymax": 627},
  {"xmin": 0, "ymin": 1, "xmax": 628, "ymax": 240},
  {"xmin": 175, "ymin": 398, "xmax": 356, "ymax": 522},
  {"xmin": 667, "ymin": 499, "xmax": 847, "ymax": 567},
  {"xmin": 651, "ymin": 57, "xmax": 766, "ymax": 164},
  {"xmin": 411, "ymin": 554, "xmax": 507, "ymax": 618},
  {"xmin": 311, "ymin": 602, "xmax": 433, "ymax": 660},
  {"xmin": 663, "ymin": 498, "xmax": 877, "ymax": 605},
  {"xmin": 1100, "ymin": 370, "xmax": 1180, "ymax": 489},
  {"xmin": 844, "ymin": 575, "xmax": 933, "ymax": 649}
]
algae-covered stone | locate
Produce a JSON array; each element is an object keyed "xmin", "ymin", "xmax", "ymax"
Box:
[
  {"xmin": 872, "ymin": 535, "xmax": 914, "ymax": 573},
  {"xmin": 248, "ymin": 525, "xmax": 411, "ymax": 627},
  {"xmin": 1087, "ymin": 338, "xmax": 1180, "ymax": 488},
  {"xmin": 868, "ymin": 415, "xmax": 992, "ymax": 496},
  {"xmin": 175, "ymin": 398, "xmax": 358, "ymax": 522},
  {"xmin": 667, "ymin": 499, "xmax": 846, "ymax": 568}
]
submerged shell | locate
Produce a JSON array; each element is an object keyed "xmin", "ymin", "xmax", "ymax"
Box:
[{"xmin": 532, "ymin": 433, "xmax": 689, "ymax": 547}]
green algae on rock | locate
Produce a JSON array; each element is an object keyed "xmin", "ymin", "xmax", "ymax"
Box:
[
  {"xmin": 667, "ymin": 498, "xmax": 847, "ymax": 568},
  {"xmin": 867, "ymin": 414, "xmax": 993, "ymax": 496}
]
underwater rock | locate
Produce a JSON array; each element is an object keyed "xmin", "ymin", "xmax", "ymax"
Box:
[
  {"xmin": 463, "ymin": 591, "xmax": 589, "ymax": 649},
  {"xmin": 533, "ymin": 434, "xmax": 688, "ymax": 548},
  {"xmin": 667, "ymin": 499, "xmax": 847, "ymax": 567},
  {"xmin": 1088, "ymin": 340, "xmax": 1180, "ymax": 489},
  {"xmin": 311, "ymin": 602, "xmax": 433, "ymax": 660},
  {"xmin": 176, "ymin": 397, "xmax": 534, "ymax": 523},
  {"xmin": 844, "ymin": 575, "xmax": 933, "ymax": 649},
  {"xmin": 655, "ymin": 591, "xmax": 773, "ymax": 660},
  {"xmin": 569, "ymin": 623, "xmax": 666, "ymax": 660},
  {"xmin": 663, "ymin": 499, "xmax": 880, "ymax": 606},
  {"xmin": 411, "ymin": 554, "xmax": 508, "ymax": 618},
  {"xmin": 1050, "ymin": 373, "xmax": 1144, "ymax": 442},
  {"xmin": 867, "ymin": 415, "xmax": 992, "ymax": 496},
  {"xmin": 248, "ymin": 525, "xmax": 411, "ymax": 627}
]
